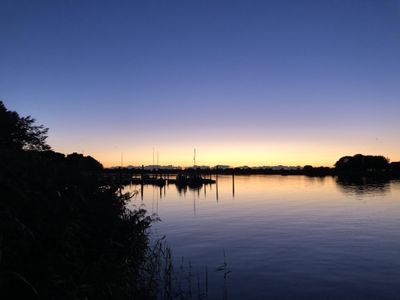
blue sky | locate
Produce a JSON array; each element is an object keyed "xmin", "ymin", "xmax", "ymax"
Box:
[{"xmin": 1, "ymin": 0, "xmax": 400, "ymax": 166}]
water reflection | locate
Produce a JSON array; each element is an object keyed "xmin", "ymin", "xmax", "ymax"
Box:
[
  {"xmin": 175, "ymin": 174, "xmax": 237, "ymax": 201},
  {"xmin": 175, "ymin": 184, "xmax": 204, "ymax": 195},
  {"xmin": 124, "ymin": 175, "xmax": 400, "ymax": 299},
  {"xmin": 335, "ymin": 175, "xmax": 391, "ymax": 196}
]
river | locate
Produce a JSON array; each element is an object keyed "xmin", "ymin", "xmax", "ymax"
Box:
[{"xmin": 125, "ymin": 175, "xmax": 400, "ymax": 299}]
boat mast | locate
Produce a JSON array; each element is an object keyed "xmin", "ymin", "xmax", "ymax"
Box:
[
  {"xmin": 193, "ymin": 148, "xmax": 196, "ymax": 167},
  {"xmin": 152, "ymin": 147, "xmax": 155, "ymax": 170}
]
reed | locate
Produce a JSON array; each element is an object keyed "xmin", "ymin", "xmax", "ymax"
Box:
[{"xmin": 144, "ymin": 239, "xmax": 230, "ymax": 300}]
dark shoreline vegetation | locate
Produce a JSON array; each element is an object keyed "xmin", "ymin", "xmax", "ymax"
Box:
[
  {"xmin": 106, "ymin": 154, "xmax": 400, "ymax": 179},
  {"xmin": 1, "ymin": 100, "xmax": 399, "ymax": 299},
  {"xmin": 0, "ymin": 101, "xmax": 227, "ymax": 300},
  {"xmin": 0, "ymin": 101, "xmax": 165, "ymax": 299}
]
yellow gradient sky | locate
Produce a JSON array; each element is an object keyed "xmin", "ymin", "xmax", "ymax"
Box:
[
  {"xmin": 2, "ymin": 1, "xmax": 400, "ymax": 167},
  {"xmin": 48, "ymin": 131, "xmax": 400, "ymax": 168}
]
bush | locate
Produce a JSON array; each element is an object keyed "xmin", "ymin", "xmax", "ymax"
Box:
[{"xmin": 0, "ymin": 101, "xmax": 156, "ymax": 299}]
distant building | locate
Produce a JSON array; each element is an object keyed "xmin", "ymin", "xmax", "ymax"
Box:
[
  {"xmin": 253, "ymin": 165, "xmax": 300, "ymax": 170},
  {"xmin": 213, "ymin": 165, "xmax": 230, "ymax": 169}
]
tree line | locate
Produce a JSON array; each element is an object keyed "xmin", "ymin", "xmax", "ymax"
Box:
[{"xmin": 0, "ymin": 101, "xmax": 159, "ymax": 299}]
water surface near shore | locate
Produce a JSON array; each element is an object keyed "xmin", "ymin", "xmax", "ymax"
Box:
[{"xmin": 125, "ymin": 175, "xmax": 400, "ymax": 299}]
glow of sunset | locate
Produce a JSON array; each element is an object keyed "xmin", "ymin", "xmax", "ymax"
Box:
[
  {"xmin": 2, "ymin": 1, "xmax": 400, "ymax": 167},
  {"xmin": 50, "ymin": 134, "xmax": 400, "ymax": 168}
]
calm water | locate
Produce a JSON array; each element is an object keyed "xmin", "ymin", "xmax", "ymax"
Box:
[{"xmin": 125, "ymin": 175, "xmax": 400, "ymax": 299}]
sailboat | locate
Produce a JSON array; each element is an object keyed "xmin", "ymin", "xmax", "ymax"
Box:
[{"xmin": 174, "ymin": 148, "xmax": 216, "ymax": 189}]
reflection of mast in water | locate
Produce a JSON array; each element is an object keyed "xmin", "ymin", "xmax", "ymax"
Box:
[
  {"xmin": 149, "ymin": 185, "xmax": 158, "ymax": 214},
  {"xmin": 232, "ymin": 172, "xmax": 235, "ymax": 198},
  {"xmin": 151, "ymin": 185, "xmax": 155, "ymax": 213},
  {"xmin": 193, "ymin": 190, "xmax": 196, "ymax": 216},
  {"xmin": 156, "ymin": 186, "xmax": 159, "ymax": 214},
  {"xmin": 216, "ymin": 173, "xmax": 219, "ymax": 202},
  {"xmin": 151, "ymin": 185, "xmax": 159, "ymax": 214}
]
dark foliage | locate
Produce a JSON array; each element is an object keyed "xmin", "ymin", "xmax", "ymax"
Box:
[
  {"xmin": 0, "ymin": 102, "xmax": 156, "ymax": 299},
  {"xmin": 0, "ymin": 101, "xmax": 50, "ymax": 151},
  {"xmin": 335, "ymin": 154, "xmax": 389, "ymax": 173},
  {"xmin": 335, "ymin": 175, "xmax": 391, "ymax": 195},
  {"xmin": 390, "ymin": 162, "xmax": 400, "ymax": 174},
  {"xmin": 302, "ymin": 165, "xmax": 333, "ymax": 176}
]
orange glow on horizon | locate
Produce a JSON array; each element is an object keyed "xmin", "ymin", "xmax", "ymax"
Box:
[
  {"xmin": 48, "ymin": 130, "xmax": 400, "ymax": 168},
  {"xmin": 53, "ymin": 146, "xmax": 399, "ymax": 169}
]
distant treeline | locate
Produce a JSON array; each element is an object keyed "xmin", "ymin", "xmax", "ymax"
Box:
[{"xmin": 106, "ymin": 154, "xmax": 400, "ymax": 177}]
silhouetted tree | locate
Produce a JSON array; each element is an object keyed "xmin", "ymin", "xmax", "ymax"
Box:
[
  {"xmin": 335, "ymin": 154, "xmax": 389, "ymax": 172},
  {"xmin": 0, "ymin": 101, "xmax": 157, "ymax": 299},
  {"xmin": 0, "ymin": 100, "xmax": 50, "ymax": 151},
  {"xmin": 390, "ymin": 162, "xmax": 400, "ymax": 173},
  {"xmin": 66, "ymin": 152, "xmax": 103, "ymax": 171},
  {"xmin": 303, "ymin": 165, "xmax": 314, "ymax": 172}
]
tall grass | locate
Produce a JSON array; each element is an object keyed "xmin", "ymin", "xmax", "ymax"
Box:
[{"xmin": 143, "ymin": 236, "xmax": 230, "ymax": 300}]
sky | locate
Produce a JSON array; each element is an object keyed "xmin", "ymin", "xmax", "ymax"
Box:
[{"xmin": 1, "ymin": 0, "xmax": 400, "ymax": 167}]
